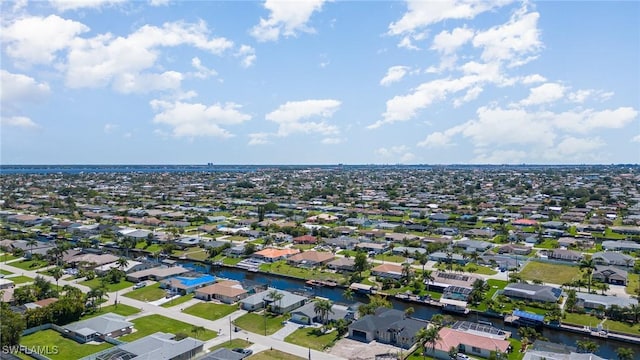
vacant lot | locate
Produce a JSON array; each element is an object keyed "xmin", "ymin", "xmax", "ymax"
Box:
[
  {"xmin": 20, "ymin": 329, "xmax": 112, "ymax": 360},
  {"xmin": 518, "ymin": 261, "xmax": 581, "ymax": 285},
  {"xmin": 183, "ymin": 302, "xmax": 237, "ymax": 321},
  {"xmin": 247, "ymin": 349, "xmax": 304, "ymax": 360},
  {"xmin": 234, "ymin": 312, "xmax": 286, "ymax": 335},
  {"xmin": 120, "ymin": 314, "xmax": 217, "ymax": 342},
  {"xmin": 123, "ymin": 282, "xmax": 165, "ymax": 302},
  {"xmin": 81, "ymin": 304, "xmax": 140, "ymax": 319},
  {"xmin": 10, "ymin": 259, "xmax": 49, "ymax": 270},
  {"xmin": 284, "ymin": 327, "xmax": 340, "ymax": 351}
]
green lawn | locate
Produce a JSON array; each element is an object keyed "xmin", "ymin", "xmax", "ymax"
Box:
[
  {"xmin": 120, "ymin": 314, "xmax": 217, "ymax": 342},
  {"xmin": 0, "ymin": 253, "xmax": 20, "ymax": 262},
  {"xmin": 8, "ymin": 275, "xmax": 33, "ymax": 284},
  {"xmin": 161, "ymin": 293, "xmax": 195, "ymax": 308},
  {"xmin": 562, "ymin": 312, "xmax": 600, "ymax": 327},
  {"xmin": 373, "ymin": 254, "xmax": 406, "ymax": 263},
  {"xmin": 284, "ymin": 327, "xmax": 341, "ymax": 351},
  {"xmin": 259, "ymin": 261, "xmax": 343, "ymax": 283},
  {"xmin": 223, "ymin": 257, "xmax": 243, "ymax": 266},
  {"xmin": 10, "ymin": 259, "xmax": 49, "ymax": 270},
  {"xmin": 123, "ymin": 282, "xmax": 166, "ymax": 302},
  {"xmin": 434, "ymin": 262, "xmax": 498, "ymax": 275},
  {"xmin": 233, "ymin": 312, "xmax": 286, "ymax": 335},
  {"xmin": 182, "ymin": 302, "xmax": 237, "ymax": 320},
  {"xmin": 81, "ymin": 303, "xmax": 140, "ymax": 319},
  {"xmin": 247, "ymin": 349, "xmax": 304, "ymax": 360},
  {"xmin": 209, "ymin": 339, "xmax": 252, "ymax": 351},
  {"xmin": 535, "ymin": 239, "xmax": 559, "ymax": 249},
  {"xmin": 0, "ymin": 268, "xmax": 13, "ymax": 275},
  {"xmin": 20, "ymin": 329, "xmax": 112, "ymax": 360},
  {"xmin": 186, "ymin": 250, "xmax": 209, "ymax": 261},
  {"xmin": 603, "ymin": 319, "xmax": 640, "ymax": 335},
  {"xmin": 626, "ymin": 273, "xmax": 639, "ymax": 296},
  {"xmin": 519, "ymin": 261, "xmax": 581, "ymax": 285},
  {"xmin": 81, "ymin": 278, "xmax": 134, "ymax": 292}
]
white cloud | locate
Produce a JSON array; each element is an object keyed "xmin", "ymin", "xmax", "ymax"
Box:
[
  {"xmin": 553, "ymin": 107, "xmax": 638, "ymax": 134},
  {"xmin": 248, "ymin": 133, "xmax": 271, "ymax": 146},
  {"xmin": 1, "ymin": 116, "xmax": 39, "ymax": 129},
  {"xmin": 375, "ymin": 145, "xmax": 415, "ymax": 163},
  {"xmin": 417, "ymin": 130, "xmax": 457, "ymax": 148},
  {"xmin": 431, "ymin": 27, "xmax": 474, "ymax": 54},
  {"xmin": 48, "ymin": 0, "xmax": 125, "ymax": 11},
  {"xmin": 191, "ymin": 57, "xmax": 217, "ymax": 79},
  {"xmin": 472, "ymin": 149, "xmax": 527, "ymax": 164},
  {"xmin": 64, "ymin": 20, "xmax": 233, "ymax": 92},
  {"xmin": 104, "ymin": 123, "xmax": 118, "ymax": 134},
  {"xmin": 0, "ymin": 70, "xmax": 51, "ymax": 106},
  {"xmin": 453, "ymin": 86, "xmax": 483, "ymax": 107},
  {"xmin": 321, "ymin": 137, "xmax": 344, "ymax": 144},
  {"xmin": 632, "ymin": 134, "xmax": 640, "ymax": 143},
  {"xmin": 266, "ymin": 99, "xmax": 341, "ymax": 137},
  {"xmin": 521, "ymin": 74, "xmax": 546, "ymax": 84},
  {"xmin": 567, "ymin": 89, "xmax": 592, "ymax": 104},
  {"xmin": 388, "ymin": 0, "xmax": 512, "ymax": 36},
  {"xmin": 519, "ymin": 82, "xmax": 566, "ymax": 106},
  {"xmin": 1, "ymin": 15, "xmax": 89, "ymax": 65},
  {"xmin": 250, "ymin": 0, "xmax": 327, "ymax": 42},
  {"xmin": 472, "ymin": 6, "xmax": 542, "ymax": 67},
  {"xmin": 150, "ymin": 99, "xmax": 251, "ymax": 138},
  {"xmin": 551, "ymin": 136, "xmax": 605, "ymax": 159},
  {"xmin": 380, "ymin": 66, "xmax": 410, "ymax": 86},
  {"xmin": 235, "ymin": 45, "xmax": 256, "ymax": 68},
  {"xmin": 149, "ymin": 0, "xmax": 169, "ymax": 6}
]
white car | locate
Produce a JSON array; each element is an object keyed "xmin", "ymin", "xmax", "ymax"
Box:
[
  {"xmin": 456, "ymin": 354, "xmax": 470, "ymax": 360},
  {"xmin": 133, "ymin": 282, "xmax": 146, "ymax": 289}
]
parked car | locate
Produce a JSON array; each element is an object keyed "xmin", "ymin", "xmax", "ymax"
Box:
[
  {"xmin": 456, "ymin": 354, "xmax": 470, "ymax": 360},
  {"xmin": 133, "ymin": 282, "xmax": 146, "ymax": 289},
  {"xmin": 232, "ymin": 348, "xmax": 253, "ymax": 358}
]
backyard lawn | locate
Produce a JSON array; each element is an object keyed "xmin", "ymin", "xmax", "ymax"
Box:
[
  {"xmin": 562, "ymin": 312, "xmax": 600, "ymax": 327},
  {"xmin": 0, "ymin": 269, "xmax": 13, "ymax": 275},
  {"xmin": 120, "ymin": 314, "xmax": 217, "ymax": 342},
  {"xmin": 247, "ymin": 349, "xmax": 305, "ymax": 360},
  {"xmin": 8, "ymin": 275, "xmax": 33, "ymax": 284},
  {"xmin": 161, "ymin": 293, "xmax": 194, "ymax": 308},
  {"xmin": 20, "ymin": 329, "xmax": 112, "ymax": 360},
  {"xmin": 81, "ymin": 303, "xmax": 140, "ymax": 319},
  {"xmin": 626, "ymin": 273, "xmax": 639, "ymax": 296},
  {"xmin": 9, "ymin": 259, "xmax": 49, "ymax": 270},
  {"xmin": 209, "ymin": 339, "xmax": 252, "ymax": 351},
  {"xmin": 518, "ymin": 261, "xmax": 581, "ymax": 285},
  {"xmin": 81, "ymin": 278, "xmax": 134, "ymax": 292},
  {"xmin": 0, "ymin": 253, "xmax": 20, "ymax": 262},
  {"xmin": 233, "ymin": 312, "xmax": 286, "ymax": 335},
  {"xmin": 182, "ymin": 302, "xmax": 237, "ymax": 321},
  {"xmin": 123, "ymin": 282, "xmax": 166, "ymax": 302},
  {"xmin": 284, "ymin": 327, "xmax": 341, "ymax": 351},
  {"xmin": 603, "ymin": 319, "xmax": 640, "ymax": 335},
  {"xmin": 259, "ymin": 261, "xmax": 343, "ymax": 283}
]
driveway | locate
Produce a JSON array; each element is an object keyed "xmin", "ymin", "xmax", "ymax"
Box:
[{"xmin": 328, "ymin": 338, "xmax": 406, "ymax": 360}]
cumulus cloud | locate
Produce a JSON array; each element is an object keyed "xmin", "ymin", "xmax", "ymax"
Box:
[
  {"xmin": 1, "ymin": 15, "xmax": 89, "ymax": 65},
  {"xmin": 250, "ymin": 0, "xmax": 327, "ymax": 42},
  {"xmin": 519, "ymin": 82, "xmax": 566, "ymax": 106},
  {"xmin": 321, "ymin": 137, "xmax": 344, "ymax": 144},
  {"xmin": 235, "ymin": 45, "xmax": 256, "ymax": 68},
  {"xmin": 632, "ymin": 134, "xmax": 640, "ymax": 143},
  {"xmin": 552, "ymin": 136, "xmax": 605, "ymax": 158},
  {"xmin": 521, "ymin": 74, "xmax": 546, "ymax": 84},
  {"xmin": 0, "ymin": 70, "xmax": 51, "ymax": 106},
  {"xmin": 48, "ymin": 0, "xmax": 126, "ymax": 12},
  {"xmin": 553, "ymin": 107, "xmax": 638, "ymax": 134},
  {"xmin": 104, "ymin": 123, "xmax": 118, "ymax": 134},
  {"xmin": 380, "ymin": 66, "xmax": 410, "ymax": 86},
  {"xmin": 190, "ymin": 57, "xmax": 217, "ymax": 79},
  {"xmin": 431, "ymin": 27, "xmax": 474, "ymax": 54},
  {"xmin": 150, "ymin": 99, "xmax": 251, "ymax": 138},
  {"xmin": 375, "ymin": 145, "xmax": 416, "ymax": 163},
  {"xmin": 472, "ymin": 149, "xmax": 527, "ymax": 164},
  {"xmin": 248, "ymin": 133, "xmax": 271, "ymax": 146},
  {"xmin": 1, "ymin": 116, "xmax": 39, "ymax": 129},
  {"xmin": 266, "ymin": 99, "xmax": 341, "ymax": 137}
]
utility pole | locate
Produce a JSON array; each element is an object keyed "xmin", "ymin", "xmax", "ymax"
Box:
[{"xmin": 229, "ymin": 316, "xmax": 232, "ymax": 344}]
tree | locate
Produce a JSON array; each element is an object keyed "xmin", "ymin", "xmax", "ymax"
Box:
[
  {"xmin": 423, "ymin": 270, "xmax": 434, "ymax": 293},
  {"xmin": 579, "ymin": 256, "xmax": 596, "ymax": 293},
  {"xmin": 576, "ymin": 340, "xmax": 598, "ymax": 353},
  {"xmin": 448, "ymin": 346, "xmax": 458, "ymax": 360},
  {"xmin": 244, "ymin": 242, "xmax": 257, "ymax": 256},
  {"xmin": 116, "ymin": 257, "xmax": 129, "ymax": 271},
  {"xmin": 0, "ymin": 302, "xmax": 26, "ymax": 347},
  {"xmin": 353, "ymin": 251, "xmax": 369, "ymax": 279},
  {"xmin": 343, "ymin": 287, "xmax": 354, "ymax": 301},
  {"xmin": 267, "ymin": 289, "xmax": 283, "ymax": 314},
  {"xmin": 616, "ymin": 347, "xmax": 634, "ymax": 360},
  {"xmin": 50, "ymin": 266, "xmax": 64, "ymax": 289},
  {"xmin": 191, "ymin": 325, "xmax": 205, "ymax": 338},
  {"xmin": 404, "ymin": 306, "xmax": 415, "ymax": 318},
  {"xmin": 358, "ymin": 294, "xmax": 392, "ymax": 317},
  {"xmin": 401, "ymin": 262, "xmax": 413, "ymax": 285},
  {"xmin": 27, "ymin": 238, "xmax": 37, "ymax": 258},
  {"xmin": 416, "ymin": 326, "xmax": 441, "ymax": 359},
  {"xmin": 313, "ymin": 299, "xmax": 334, "ymax": 325}
]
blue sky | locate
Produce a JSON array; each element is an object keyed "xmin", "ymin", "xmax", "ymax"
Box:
[{"xmin": 1, "ymin": 0, "xmax": 638, "ymax": 165}]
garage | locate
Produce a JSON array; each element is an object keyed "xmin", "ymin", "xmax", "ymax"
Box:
[{"xmin": 351, "ymin": 329, "xmax": 368, "ymax": 342}]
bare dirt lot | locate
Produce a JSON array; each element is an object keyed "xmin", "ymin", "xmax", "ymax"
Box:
[{"xmin": 328, "ymin": 338, "xmax": 406, "ymax": 360}]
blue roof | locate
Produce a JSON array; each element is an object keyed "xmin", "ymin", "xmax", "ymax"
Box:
[
  {"xmin": 173, "ymin": 275, "xmax": 215, "ymax": 287},
  {"xmin": 513, "ymin": 310, "xmax": 544, "ymax": 322}
]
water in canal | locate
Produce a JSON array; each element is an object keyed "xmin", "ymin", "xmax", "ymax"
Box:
[{"xmin": 182, "ymin": 262, "xmax": 639, "ymax": 359}]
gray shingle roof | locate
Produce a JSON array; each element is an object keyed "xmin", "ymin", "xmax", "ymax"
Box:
[{"xmin": 64, "ymin": 313, "xmax": 132, "ymax": 336}]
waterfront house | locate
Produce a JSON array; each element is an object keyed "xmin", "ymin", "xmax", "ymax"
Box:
[
  {"xmin": 431, "ymin": 327, "xmax": 510, "ymax": 360},
  {"xmin": 355, "ymin": 242, "xmax": 387, "ymax": 254},
  {"xmin": 429, "ymin": 252, "xmax": 468, "ymax": 265},
  {"xmin": 326, "ymin": 257, "xmax": 355, "ymax": 272},
  {"xmin": 251, "ymin": 248, "xmax": 299, "ymax": 262},
  {"xmin": 195, "ymin": 280, "xmax": 248, "ymax": 303},
  {"xmin": 454, "ymin": 239, "xmax": 493, "ymax": 253},
  {"xmin": 502, "ymin": 283, "xmax": 562, "ymax": 303},
  {"xmin": 591, "ymin": 265, "xmax": 628, "ymax": 285},
  {"xmin": 239, "ymin": 288, "xmax": 306, "ymax": 314},
  {"xmin": 371, "ymin": 263, "xmax": 404, "ymax": 280},
  {"xmin": 127, "ymin": 266, "xmax": 189, "ymax": 283},
  {"xmin": 497, "ymin": 244, "xmax": 532, "ymax": 256},
  {"xmin": 348, "ymin": 308, "xmax": 428, "ymax": 349},
  {"xmin": 286, "ymin": 250, "xmax": 334, "ymax": 268},
  {"xmin": 62, "ymin": 313, "xmax": 133, "ymax": 343},
  {"xmin": 160, "ymin": 274, "xmax": 216, "ymax": 295},
  {"xmin": 576, "ymin": 292, "xmax": 638, "ymax": 311},
  {"xmin": 591, "ymin": 251, "xmax": 635, "ymax": 267},
  {"xmin": 290, "ymin": 302, "xmax": 351, "ymax": 325}
]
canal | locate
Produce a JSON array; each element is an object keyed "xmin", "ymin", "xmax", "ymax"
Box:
[{"xmin": 180, "ymin": 261, "xmax": 640, "ymax": 359}]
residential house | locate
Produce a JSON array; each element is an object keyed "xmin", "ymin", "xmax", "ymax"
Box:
[
  {"xmin": 371, "ymin": 263, "xmax": 404, "ymax": 280},
  {"xmin": 575, "ymin": 292, "xmax": 638, "ymax": 311},
  {"xmin": 127, "ymin": 266, "xmax": 189, "ymax": 282},
  {"xmin": 326, "ymin": 257, "xmax": 355, "ymax": 272},
  {"xmin": 355, "ymin": 242, "xmax": 387, "ymax": 254},
  {"xmin": 62, "ymin": 313, "xmax": 133, "ymax": 343},
  {"xmin": 391, "ymin": 246, "xmax": 427, "ymax": 257},
  {"xmin": 348, "ymin": 308, "xmax": 428, "ymax": 349},
  {"xmin": 547, "ymin": 249, "xmax": 583, "ymax": 262},
  {"xmin": 429, "ymin": 252, "xmax": 468, "ymax": 265},
  {"xmin": 100, "ymin": 332, "xmax": 204, "ymax": 360},
  {"xmin": 454, "ymin": 239, "xmax": 493, "ymax": 253},
  {"xmin": 239, "ymin": 288, "xmax": 307, "ymax": 314},
  {"xmin": 429, "ymin": 272, "xmax": 482, "ymax": 292},
  {"xmin": 497, "ymin": 244, "xmax": 532, "ymax": 256},
  {"xmin": 502, "ymin": 283, "xmax": 562, "ymax": 303},
  {"xmin": 160, "ymin": 274, "xmax": 216, "ymax": 295},
  {"xmin": 286, "ymin": 250, "xmax": 334, "ymax": 268},
  {"xmin": 0, "ymin": 278, "xmax": 15, "ymax": 290},
  {"xmin": 290, "ymin": 302, "xmax": 351, "ymax": 325},
  {"xmin": 200, "ymin": 348, "xmax": 245, "ymax": 360},
  {"xmin": 252, "ymin": 248, "xmax": 299, "ymax": 262},
  {"xmin": 68, "ymin": 253, "xmax": 120, "ymax": 269},
  {"xmin": 94, "ymin": 260, "xmax": 156, "ymax": 275},
  {"xmin": 324, "ymin": 236, "xmax": 359, "ymax": 250},
  {"xmin": 431, "ymin": 327, "xmax": 510, "ymax": 360},
  {"xmin": 292, "ymin": 235, "xmax": 318, "ymax": 244},
  {"xmin": 591, "ymin": 266, "xmax": 628, "ymax": 285},
  {"xmin": 591, "ymin": 251, "xmax": 635, "ymax": 267},
  {"xmin": 195, "ymin": 280, "xmax": 248, "ymax": 304},
  {"xmin": 602, "ymin": 240, "xmax": 640, "ymax": 252}
]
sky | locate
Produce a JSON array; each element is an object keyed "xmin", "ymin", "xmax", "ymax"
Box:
[{"xmin": 0, "ymin": 0, "xmax": 639, "ymax": 165}]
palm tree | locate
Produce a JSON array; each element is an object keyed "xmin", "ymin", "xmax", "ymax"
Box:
[
  {"xmin": 313, "ymin": 299, "xmax": 334, "ymax": 325},
  {"xmin": 626, "ymin": 303, "xmax": 640, "ymax": 323},
  {"xmin": 579, "ymin": 256, "xmax": 596, "ymax": 293},
  {"xmin": 267, "ymin": 289, "xmax": 283, "ymax": 314},
  {"xmin": 343, "ymin": 287, "xmax": 354, "ymax": 301},
  {"xmin": 50, "ymin": 266, "xmax": 63, "ymax": 290},
  {"xmin": 416, "ymin": 326, "xmax": 441, "ymax": 359},
  {"xmin": 401, "ymin": 262, "xmax": 413, "ymax": 285},
  {"xmin": 616, "ymin": 347, "xmax": 634, "ymax": 360},
  {"xmin": 116, "ymin": 257, "xmax": 129, "ymax": 271},
  {"xmin": 423, "ymin": 270, "xmax": 434, "ymax": 293},
  {"xmin": 26, "ymin": 239, "xmax": 37, "ymax": 258}
]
